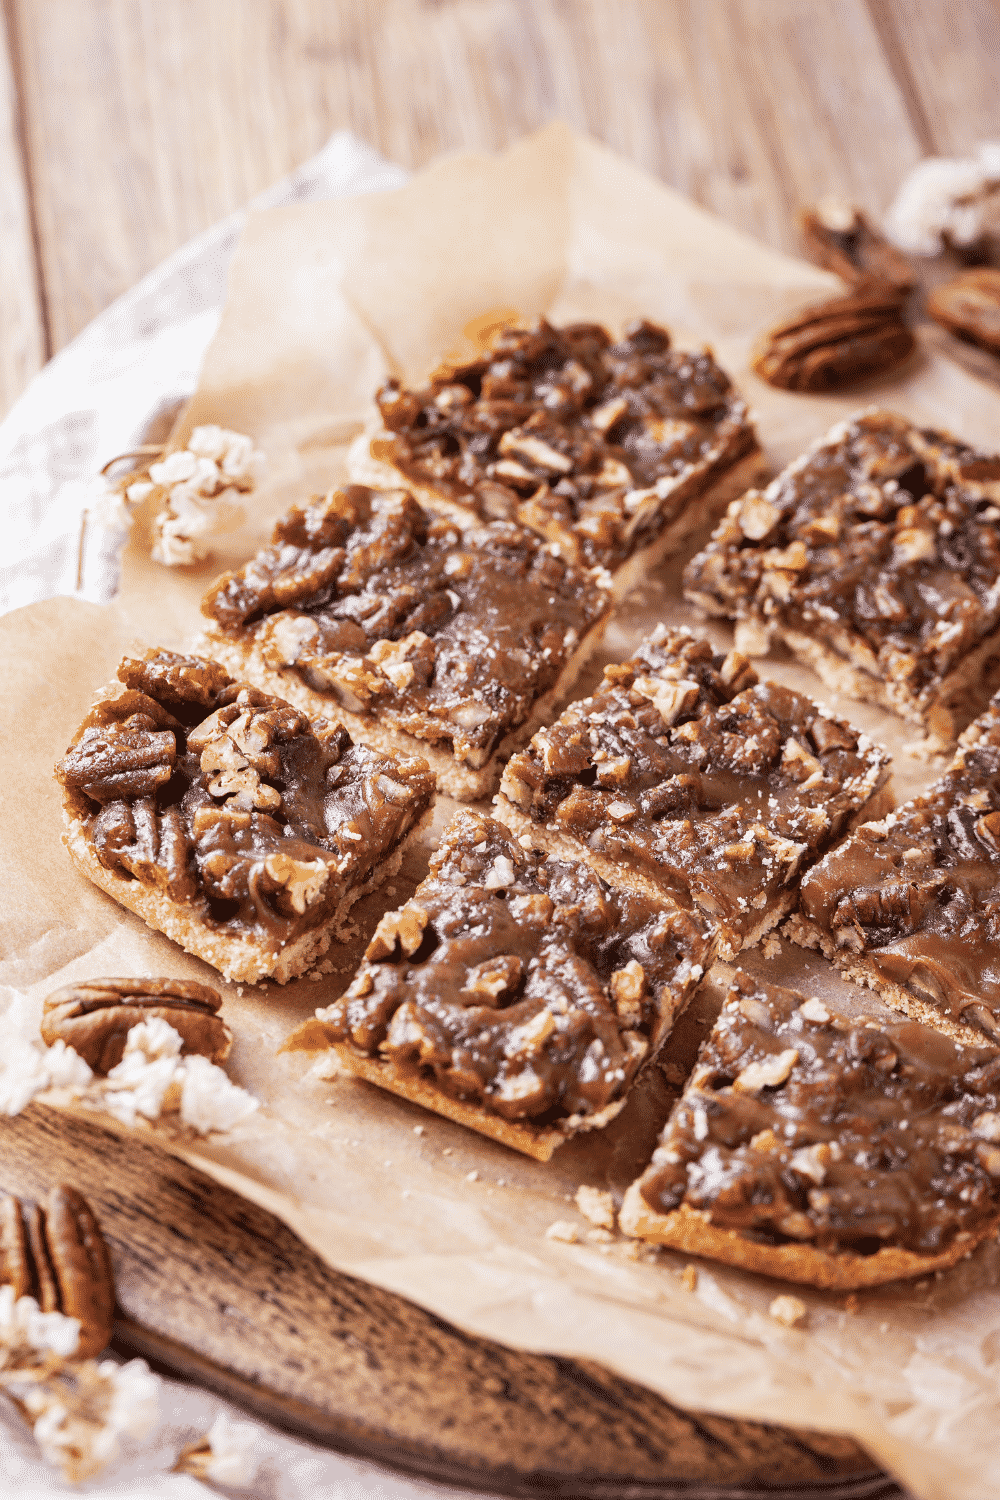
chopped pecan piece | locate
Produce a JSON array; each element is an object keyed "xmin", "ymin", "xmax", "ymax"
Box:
[
  {"xmin": 1, "ymin": 1187, "xmax": 115, "ymax": 1358},
  {"xmin": 41, "ymin": 977, "xmax": 231, "ymax": 1073},
  {"xmin": 751, "ymin": 288, "xmax": 914, "ymax": 392}
]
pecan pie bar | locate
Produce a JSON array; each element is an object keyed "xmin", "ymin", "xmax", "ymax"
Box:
[
  {"xmin": 789, "ymin": 693, "xmax": 1000, "ymax": 1046},
  {"xmin": 56, "ymin": 649, "xmax": 435, "ymax": 984},
  {"xmin": 350, "ymin": 319, "xmax": 766, "ymax": 595},
  {"xmin": 684, "ymin": 410, "xmax": 1000, "ymax": 746},
  {"xmin": 286, "ymin": 810, "xmax": 714, "ymax": 1160},
  {"xmin": 620, "ymin": 971, "xmax": 1000, "ymax": 1288},
  {"xmin": 199, "ymin": 485, "xmax": 612, "ymax": 800},
  {"xmin": 497, "ymin": 626, "xmax": 891, "ymax": 960}
]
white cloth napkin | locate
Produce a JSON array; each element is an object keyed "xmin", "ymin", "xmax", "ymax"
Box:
[
  {"xmin": 0, "ymin": 131, "xmax": 407, "ymax": 617},
  {"xmin": 0, "ymin": 130, "xmax": 497, "ymax": 1500}
]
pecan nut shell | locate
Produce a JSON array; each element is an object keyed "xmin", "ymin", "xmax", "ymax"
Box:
[
  {"xmin": 752, "ymin": 288, "xmax": 915, "ymax": 393},
  {"xmin": 1, "ymin": 1186, "xmax": 115, "ymax": 1359},
  {"xmin": 41, "ymin": 976, "xmax": 231, "ymax": 1074}
]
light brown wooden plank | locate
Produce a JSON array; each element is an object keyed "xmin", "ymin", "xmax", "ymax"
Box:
[
  {"xmin": 0, "ymin": 0, "xmax": 46, "ymax": 419},
  {"xmin": 618, "ymin": 0, "xmax": 926, "ymax": 249},
  {"xmin": 869, "ymin": 0, "xmax": 1000, "ymax": 158},
  {"xmin": 15, "ymin": 0, "xmax": 932, "ymax": 356}
]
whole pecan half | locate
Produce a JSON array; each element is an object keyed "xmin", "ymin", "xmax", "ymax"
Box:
[
  {"xmin": 1, "ymin": 1186, "xmax": 115, "ymax": 1359},
  {"xmin": 799, "ymin": 200, "xmax": 915, "ymax": 292},
  {"xmin": 752, "ymin": 287, "xmax": 915, "ymax": 392},
  {"xmin": 41, "ymin": 977, "xmax": 231, "ymax": 1074},
  {"xmin": 927, "ymin": 268, "xmax": 1000, "ymax": 354}
]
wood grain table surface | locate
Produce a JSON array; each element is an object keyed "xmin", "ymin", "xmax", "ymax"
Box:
[
  {"xmin": 2, "ymin": 3, "xmax": 999, "ymax": 1494},
  {"xmin": 3, "ymin": 0, "xmax": 1000, "ymax": 422}
]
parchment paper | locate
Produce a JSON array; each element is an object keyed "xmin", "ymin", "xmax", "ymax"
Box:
[{"xmin": 7, "ymin": 124, "xmax": 1000, "ymax": 1500}]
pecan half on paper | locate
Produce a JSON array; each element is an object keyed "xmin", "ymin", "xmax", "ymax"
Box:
[
  {"xmin": 752, "ymin": 287, "xmax": 915, "ymax": 392},
  {"xmin": 799, "ymin": 200, "xmax": 915, "ymax": 292},
  {"xmin": 927, "ymin": 269, "xmax": 1000, "ymax": 355},
  {"xmin": 1, "ymin": 1186, "xmax": 115, "ymax": 1359},
  {"xmin": 41, "ymin": 977, "xmax": 231, "ymax": 1074}
]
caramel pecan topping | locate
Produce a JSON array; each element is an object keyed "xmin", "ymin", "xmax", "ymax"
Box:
[
  {"xmin": 41, "ymin": 977, "xmax": 231, "ymax": 1074},
  {"xmin": 1, "ymin": 1187, "xmax": 115, "ymax": 1359},
  {"xmin": 751, "ymin": 288, "xmax": 914, "ymax": 393},
  {"xmin": 638, "ymin": 972, "xmax": 1000, "ymax": 1257},
  {"xmin": 684, "ymin": 411, "xmax": 1000, "ymax": 731},
  {"xmin": 315, "ymin": 810, "xmax": 712, "ymax": 1124},
  {"xmin": 58, "ymin": 649, "xmax": 435, "ymax": 946},
  {"xmin": 372, "ymin": 318, "xmax": 757, "ymax": 571},
  {"xmin": 202, "ymin": 490, "xmax": 610, "ymax": 771},
  {"xmin": 801, "ymin": 693, "xmax": 1000, "ymax": 1035},
  {"xmin": 501, "ymin": 626, "xmax": 887, "ymax": 952}
]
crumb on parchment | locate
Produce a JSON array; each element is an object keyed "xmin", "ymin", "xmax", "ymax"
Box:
[
  {"xmin": 769, "ymin": 1294, "xmax": 807, "ymax": 1327},
  {"xmin": 575, "ymin": 1184, "xmax": 616, "ymax": 1231},
  {"xmin": 545, "ymin": 1220, "xmax": 580, "ymax": 1244}
]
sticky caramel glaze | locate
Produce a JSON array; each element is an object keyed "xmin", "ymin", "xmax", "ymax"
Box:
[
  {"xmin": 800, "ymin": 694, "xmax": 1000, "ymax": 1036},
  {"xmin": 316, "ymin": 811, "xmax": 713, "ymax": 1123},
  {"xmin": 684, "ymin": 411, "xmax": 1000, "ymax": 713},
  {"xmin": 201, "ymin": 486, "xmax": 610, "ymax": 770},
  {"xmin": 639, "ymin": 971, "xmax": 1000, "ymax": 1256},
  {"xmin": 56, "ymin": 649, "xmax": 434, "ymax": 943},
  {"xmin": 375, "ymin": 319, "xmax": 756, "ymax": 571},
  {"xmin": 500, "ymin": 627, "xmax": 889, "ymax": 946}
]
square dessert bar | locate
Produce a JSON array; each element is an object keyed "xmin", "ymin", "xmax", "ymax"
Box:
[
  {"xmin": 351, "ymin": 319, "xmax": 766, "ymax": 594},
  {"xmin": 684, "ymin": 409, "xmax": 1000, "ymax": 746},
  {"xmin": 286, "ymin": 810, "xmax": 715, "ymax": 1160},
  {"xmin": 790, "ymin": 692, "xmax": 1000, "ymax": 1047},
  {"xmin": 56, "ymin": 649, "xmax": 435, "ymax": 984},
  {"xmin": 497, "ymin": 626, "xmax": 891, "ymax": 960},
  {"xmin": 620, "ymin": 970, "xmax": 1000, "ymax": 1288},
  {"xmin": 199, "ymin": 484, "xmax": 612, "ymax": 800}
]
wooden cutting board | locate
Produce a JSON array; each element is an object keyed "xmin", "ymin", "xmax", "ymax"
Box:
[{"xmin": 1, "ymin": 1104, "xmax": 899, "ymax": 1500}]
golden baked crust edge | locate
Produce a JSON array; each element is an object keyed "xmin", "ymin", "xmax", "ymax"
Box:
[
  {"xmin": 618, "ymin": 1182, "xmax": 994, "ymax": 1289},
  {"xmin": 281, "ymin": 1032, "xmax": 643, "ymax": 1161},
  {"xmin": 61, "ymin": 796, "xmax": 432, "ymax": 986}
]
